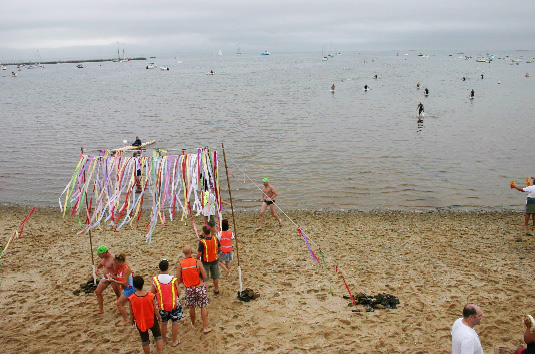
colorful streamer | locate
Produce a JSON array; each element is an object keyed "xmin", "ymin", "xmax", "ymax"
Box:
[
  {"xmin": 297, "ymin": 228, "xmax": 319, "ymax": 263},
  {"xmin": 60, "ymin": 149, "xmax": 221, "ymax": 243}
]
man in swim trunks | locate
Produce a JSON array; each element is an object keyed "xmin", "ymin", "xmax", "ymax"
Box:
[
  {"xmin": 94, "ymin": 245, "xmax": 121, "ymax": 314},
  {"xmin": 256, "ymin": 178, "xmax": 282, "ymax": 231}
]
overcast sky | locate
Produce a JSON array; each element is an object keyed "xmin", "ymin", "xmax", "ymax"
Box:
[{"xmin": 1, "ymin": 0, "xmax": 534, "ymax": 61}]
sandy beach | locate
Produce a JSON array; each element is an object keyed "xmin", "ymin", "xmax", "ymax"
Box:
[{"xmin": 1, "ymin": 206, "xmax": 534, "ymax": 353}]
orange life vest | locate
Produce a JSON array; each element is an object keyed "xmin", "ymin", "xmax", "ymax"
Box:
[
  {"xmin": 128, "ymin": 292, "xmax": 155, "ymax": 332},
  {"xmin": 152, "ymin": 276, "xmax": 178, "ymax": 311},
  {"xmin": 116, "ymin": 264, "xmax": 132, "ymax": 290},
  {"xmin": 220, "ymin": 230, "xmax": 233, "ymax": 253},
  {"xmin": 201, "ymin": 237, "xmax": 218, "ymax": 262},
  {"xmin": 180, "ymin": 257, "xmax": 201, "ymax": 287}
]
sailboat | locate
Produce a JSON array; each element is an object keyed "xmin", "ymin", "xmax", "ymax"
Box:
[
  {"xmin": 218, "ymin": 49, "xmax": 223, "ymax": 56},
  {"xmin": 112, "ymin": 42, "xmax": 121, "ymax": 62},
  {"xmin": 236, "ymin": 44, "xmax": 241, "ymax": 56},
  {"xmin": 120, "ymin": 49, "xmax": 128, "ymax": 62}
]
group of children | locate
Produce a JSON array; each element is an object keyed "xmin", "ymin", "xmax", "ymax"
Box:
[{"xmin": 94, "ymin": 218, "xmax": 235, "ymax": 353}]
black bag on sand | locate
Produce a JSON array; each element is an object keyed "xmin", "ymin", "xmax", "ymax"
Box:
[{"xmin": 237, "ymin": 288, "xmax": 260, "ymax": 302}]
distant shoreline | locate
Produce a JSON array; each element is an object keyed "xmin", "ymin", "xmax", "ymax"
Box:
[{"xmin": 1, "ymin": 57, "xmax": 147, "ymax": 66}]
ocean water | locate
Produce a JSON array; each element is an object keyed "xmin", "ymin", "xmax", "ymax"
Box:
[{"xmin": 1, "ymin": 51, "xmax": 534, "ymax": 211}]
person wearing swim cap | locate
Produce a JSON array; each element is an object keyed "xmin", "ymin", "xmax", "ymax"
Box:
[
  {"xmin": 256, "ymin": 178, "xmax": 282, "ymax": 231},
  {"xmin": 94, "ymin": 245, "xmax": 121, "ymax": 314}
]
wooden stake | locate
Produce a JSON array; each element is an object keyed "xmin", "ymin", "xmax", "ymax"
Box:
[
  {"xmin": 81, "ymin": 147, "xmax": 97, "ymax": 285},
  {"xmin": 221, "ymin": 143, "xmax": 242, "ymax": 292}
]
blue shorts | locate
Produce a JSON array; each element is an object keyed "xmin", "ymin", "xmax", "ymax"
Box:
[{"xmin": 123, "ymin": 286, "xmax": 135, "ymax": 297}]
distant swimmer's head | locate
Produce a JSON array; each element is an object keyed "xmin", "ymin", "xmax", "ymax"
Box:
[
  {"xmin": 97, "ymin": 245, "xmax": 108, "ymax": 255},
  {"xmin": 263, "ymin": 177, "xmax": 269, "ymax": 184}
]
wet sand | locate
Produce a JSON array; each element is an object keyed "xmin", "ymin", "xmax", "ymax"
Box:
[{"xmin": 0, "ymin": 206, "xmax": 533, "ymax": 353}]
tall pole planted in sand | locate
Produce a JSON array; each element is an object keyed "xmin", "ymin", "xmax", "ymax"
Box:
[
  {"xmin": 81, "ymin": 148, "xmax": 97, "ymax": 285},
  {"xmin": 221, "ymin": 143, "xmax": 242, "ymax": 292}
]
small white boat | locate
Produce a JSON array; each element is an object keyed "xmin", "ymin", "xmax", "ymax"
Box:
[
  {"xmin": 260, "ymin": 50, "xmax": 270, "ymax": 55},
  {"xmin": 0, "ymin": 65, "xmax": 6, "ymax": 70},
  {"xmin": 146, "ymin": 63, "xmax": 157, "ymax": 69},
  {"xmin": 207, "ymin": 71, "xmax": 216, "ymax": 75},
  {"xmin": 322, "ymin": 56, "xmax": 328, "ymax": 61},
  {"xmin": 76, "ymin": 64, "xmax": 84, "ymax": 68},
  {"xmin": 159, "ymin": 66, "xmax": 169, "ymax": 71}
]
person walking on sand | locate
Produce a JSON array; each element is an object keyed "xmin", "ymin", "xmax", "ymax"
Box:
[
  {"xmin": 197, "ymin": 225, "xmax": 221, "ymax": 295},
  {"xmin": 129, "ymin": 276, "xmax": 164, "ymax": 354},
  {"xmin": 217, "ymin": 219, "xmax": 234, "ymax": 277},
  {"xmin": 256, "ymin": 177, "xmax": 282, "ymax": 231},
  {"xmin": 94, "ymin": 245, "xmax": 121, "ymax": 314},
  {"xmin": 107, "ymin": 253, "xmax": 135, "ymax": 326},
  {"xmin": 177, "ymin": 245, "xmax": 212, "ymax": 334},
  {"xmin": 417, "ymin": 102, "xmax": 424, "ymax": 117},
  {"xmin": 151, "ymin": 259, "xmax": 184, "ymax": 347},
  {"xmin": 512, "ymin": 177, "xmax": 535, "ymax": 235},
  {"xmin": 451, "ymin": 304, "xmax": 484, "ymax": 354}
]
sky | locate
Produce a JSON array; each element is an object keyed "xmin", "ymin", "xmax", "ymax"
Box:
[{"xmin": 1, "ymin": 0, "xmax": 534, "ymax": 61}]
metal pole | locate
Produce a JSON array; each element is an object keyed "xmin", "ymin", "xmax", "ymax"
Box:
[
  {"xmin": 81, "ymin": 147, "xmax": 97, "ymax": 285},
  {"xmin": 221, "ymin": 143, "xmax": 242, "ymax": 292}
]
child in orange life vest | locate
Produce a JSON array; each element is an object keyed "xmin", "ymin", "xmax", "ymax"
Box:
[
  {"xmin": 217, "ymin": 219, "xmax": 234, "ymax": 277},
  {"xmin": 150, "ymin": 259, "xmax": 184, "ymax": 347},
  {"xmin": 129, "ymin": 276, "xmax": 163, "ymax": 354}
]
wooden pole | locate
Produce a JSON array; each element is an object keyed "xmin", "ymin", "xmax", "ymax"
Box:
[
  {"xmin": 81, "ymin": 147, "xmax": 97, "ymax": 285},
  {"xmin": 221, "ymin": 143, "xmax": 242, "ymax": 292}
]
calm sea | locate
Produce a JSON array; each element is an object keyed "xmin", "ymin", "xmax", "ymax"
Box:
[{"xmin": 1, "ymin": 51, "xmax": 534, "ymax": 211}]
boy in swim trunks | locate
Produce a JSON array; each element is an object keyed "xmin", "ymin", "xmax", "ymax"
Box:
[
  {"xmin": 94, "ymin": 245, "xmax": 120, "ymax": 314},
  {"xmin": 256, "ymin": 178, "xmax": 282, "ymax": 230}
]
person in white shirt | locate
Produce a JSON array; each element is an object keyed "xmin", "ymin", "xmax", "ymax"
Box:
[
  {"xmin": 512, "ymin": 177, "xmax": 535, "ymax": 235},
  {"xmin": 451, "ymin": 304, "xmax": 484, "ymax": 354}
]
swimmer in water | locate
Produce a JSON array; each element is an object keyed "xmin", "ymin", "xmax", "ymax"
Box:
[
  {"xmin": 470, "ymin": 89, "xmax": 475, "ymax": 98},
  {"xmin": 364, "ymin": 84, "xmax": 369, "ymax": 91},
  {"xmin": 462, "ymin": 77, "xmax": 466, "ymax": 81},
  {"xmin": 417, "ymin": 102, "xmax": 424, "ymax": 117},
  {"xmin": 416, "ymin": 82, "xmax": 420, "ymax": 89},
  {"xmin": 424, "ymin": 88, "xmax": 429, "ymax": 95},
  {"xmin": 373, "ymin": 74, "xmax": 378, "ymax": 79},
  {"xmin": 331, "ymin": 84, "xmax": 335, "ymax": 91}
]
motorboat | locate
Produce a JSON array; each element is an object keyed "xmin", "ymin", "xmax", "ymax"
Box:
[
  {"xmin": 160, "ymin": 66, "xmax": 169, "ymax": 71},
  {"xmin": 260, "ymin": 51, "xmax": 270, "ymax": 55},
  {"xmin": 146, "ymin": 63, "xmax": 157, "ymax": 69},
  {"xmin": 76, "ymin": 64, "xmax": 84, "ymax": 68}
]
